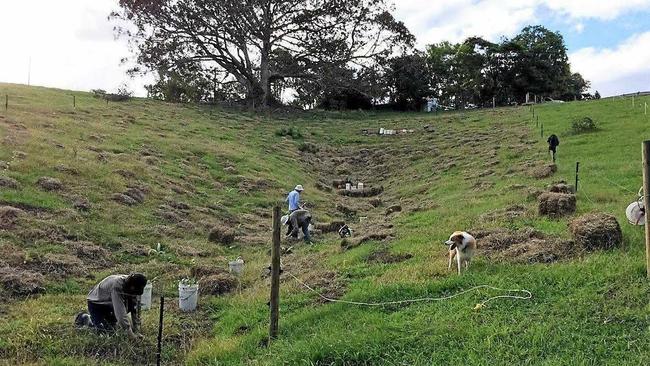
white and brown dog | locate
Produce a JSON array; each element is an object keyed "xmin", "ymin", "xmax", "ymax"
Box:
[{"xmin": 445, "ymin": 231, "xmax": 476, "ymax": 274}]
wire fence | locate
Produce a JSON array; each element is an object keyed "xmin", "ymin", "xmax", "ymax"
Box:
[{"xmin": 286, "ymin": 272, "xmax": 532, "ymax": 309}]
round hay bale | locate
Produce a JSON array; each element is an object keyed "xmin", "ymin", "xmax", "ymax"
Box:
[
  {"xmin": 0, "ymin": 267, "xmax": 45, "ymax": 297},
  {"xmin": 530, "ymin": 164, "xmax": 557, "ymax": 179},
  {"xmin": 208, "ymin": 226, "xmax": 236, "ymax": 245},
  {"xmin": 569, "ymin": 213, "xmax": 622, "ymax": 250},
  {"xmin": 538, "ymin": 192, "xmax": 576, "ymax": 217},
  {"xmin": 72, "ymin": 197, "xmax": 91, "ymax": 211},
  {"xmin": 112, "ymin": 193, "xmax": 138, "ymax": 206},
  {"xmin": 37, "ymin": 177, "xmax": 63, "ymax": 191},
  {"xmin": 548, "ymin": 181, "xmax": 574, "ymax": 194},
  {"xmin": 0, "ymin": 176, "xmax": 20, "ymax": 189},
  {"xmin": 0, "ymin": 206, "xmax": 24, "ymax": 229},
  {"xmin": 191, "ymin": 265, "xmax": 228, "ymax": 279},
  {"xmin": 198, "ymin": 272, "xmax": 238, "ymax": 295}
]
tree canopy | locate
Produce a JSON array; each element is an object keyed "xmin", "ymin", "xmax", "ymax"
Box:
[
  {"xmin": 113, "ymin": 0, "xmax": 413, "ymax": 107},
  {"xmin": 113, "ymin": 2, "xmax": 589, "ymax": 110}
]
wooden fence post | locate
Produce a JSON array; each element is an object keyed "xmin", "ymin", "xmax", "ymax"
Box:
[
  {"xmin": 157, "ymin": 296, "xmax": 165, "ymax": 366},
  {"xmin": 642, "ymin": 141, "xmax": 650, "ymax": 278},
  {"xmin": 575, "ymin": 162, "xmax": 580, "ymax": 192},
  {"xmin": 269, "ymin": 205, "xmax": 281, "ymax": 339}
]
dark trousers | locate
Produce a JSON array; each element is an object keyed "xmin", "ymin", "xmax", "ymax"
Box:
[
  {"xmin": 286, "ymin": 219, "xmax": 311, "ymax": 242},
  {"xmin": 87, "ymin": 301, "xmax": 117, "ymax": 331}
]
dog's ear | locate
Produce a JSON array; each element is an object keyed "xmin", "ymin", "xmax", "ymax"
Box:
[{"xmin": 452, "ymin": 233, "xmax": 464, "ymax": 243}]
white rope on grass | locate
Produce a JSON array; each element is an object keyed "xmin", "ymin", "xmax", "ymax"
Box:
[{"xmin": 286, "ymin": 272, "xmax": 532, "ymax": 310}]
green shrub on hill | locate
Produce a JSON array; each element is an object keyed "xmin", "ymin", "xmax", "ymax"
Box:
[{"xmin": 570, "ymin": 116, "xmax": 598, "ymax": 134}]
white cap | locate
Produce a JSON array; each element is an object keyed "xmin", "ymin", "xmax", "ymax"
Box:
[{"xmin": 295, "ymin": 184, "xmax": 304, "ymax": 191}]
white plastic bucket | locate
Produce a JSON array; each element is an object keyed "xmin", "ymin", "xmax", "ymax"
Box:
[
  {"xmin": 140, "ymin": 282, "xmax": 153, "ymax": 310},
  {"xmin": 178, "ymin": 283, "xmax": 199, "ymax": 312},
  {"xmin": 229, "ymin": 258, "xmax": 244, "ymax": 276},
  {"xmin": 345, "ymin": 183, "xmax": 351, "ymax": 190},
  {"xmin": 626, "ymin": 201, "xmax": 645, "ymax": 225}
]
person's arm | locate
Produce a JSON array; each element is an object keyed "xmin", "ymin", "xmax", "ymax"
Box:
[
  {"xmin": 130, "ymin": 296, "xmax": 142, "ymax": 335},
  {"xmin": 111, "ymin": 288, "xmax": 136, "ymax": 337}
]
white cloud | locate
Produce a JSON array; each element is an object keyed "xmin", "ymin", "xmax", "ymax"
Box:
[
  {"xmin": 541, "ymin": 0, "xmax": 650, "ymax": 20},
  {"xmin": 574, "ymin": 22, "xmax": 585, "ymax": 33},
  {"xmin": 570, "ymin": 32, "xmax": 650, "ymax": 96},
  {"xmin": 394, "ymin": 0, "xmax": 538, "ymax": 45},
  {"xmin": 0, "ymin": 0, "xmax": 150, "ymax": 96},
  {"xmin": 393, "ymin": 0, "xmax": 650, "ymax": 46},
  {"xmin": 1, "ymin": 1, "xmax": 649, "ymax": 98}
]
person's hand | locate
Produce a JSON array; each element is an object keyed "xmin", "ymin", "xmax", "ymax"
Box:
[{"xmin": 128, "ymin": 330, "xmax": 144, "ymax": 340}]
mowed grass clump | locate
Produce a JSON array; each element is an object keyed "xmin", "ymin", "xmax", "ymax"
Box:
[{"xmin": 1, "ymin": 83, "xmax": 650, "ymax": 365}]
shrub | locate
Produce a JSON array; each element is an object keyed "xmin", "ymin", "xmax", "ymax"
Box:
[
  {"xmin": 298, "ymin": 142, "xmax": 319, "ymax": 153},
  {"xmin": 275, "ymin": 126, "xmax": 303, "ymax": 139},
  {"xmin": 570, "ymin": 116, "xmax": 598, "ymax": 134},
  {"xmin": 91, "ymin": 89, "xmax": 107, "ymax": 98}
]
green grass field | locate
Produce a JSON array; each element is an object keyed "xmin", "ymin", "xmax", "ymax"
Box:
[{"xmin": 0, "ymin": 83, "xmax": 649, "ymax": 365}]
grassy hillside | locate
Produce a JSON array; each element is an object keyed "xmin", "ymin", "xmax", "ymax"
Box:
[{"xmin": 0, "ymin": 83, "xmax": 649, "ymax": 365}]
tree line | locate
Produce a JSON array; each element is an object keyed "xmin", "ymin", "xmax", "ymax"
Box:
[{"xmin": 113, "ymin": 0, "xmax": 594, "ymax": 110}]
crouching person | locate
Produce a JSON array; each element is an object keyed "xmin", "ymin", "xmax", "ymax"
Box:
[
  {"xmin": 78, "ymin": 273, "xmax": 147, "ymax": 339},
  {"xmin": 287, "ymin": 209, "xmax": 312, "ymax": 243}
]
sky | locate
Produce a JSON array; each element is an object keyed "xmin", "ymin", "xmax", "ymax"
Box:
[{"xmin": 0, "ymin": 0, "xmax": 649, "ymax": 97}]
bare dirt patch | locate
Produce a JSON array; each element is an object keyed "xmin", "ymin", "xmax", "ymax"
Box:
[
  {"xmin": 54, "ymin": 164, "xmax": 80, "ymax": 176},
  {"xmin": 340, "ymin": 230, "xmax": 393, "ymax": 250},
  {"xmin": 301, "ymin": 270, "xmax": 346, "ymax": 304},
  {"xmin": 367, "ymin": 248, "xmax": 413, "ymax": 264},
  {"xmin": 480, "ymin": 204, "xmax": 528, "ymax": 222}
]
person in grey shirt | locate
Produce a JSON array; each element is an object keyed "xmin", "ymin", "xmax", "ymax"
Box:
[
  {"xmin": 82, "ymin": 273, "xmax": 147, "ymax": 339},
  {"xmin": 286, "ymin": 209, "xmax": 312, "ymax": 243}
]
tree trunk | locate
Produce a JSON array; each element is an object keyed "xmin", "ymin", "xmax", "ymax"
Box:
[
  {"xmin": 260, "ymin": 46, "xmax": 271, "ymax": 107},
  {"xmin": 260, "ymin": 3, "xmax": 272, "ymax": 108}
]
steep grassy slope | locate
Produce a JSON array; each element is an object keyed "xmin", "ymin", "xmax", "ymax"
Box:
[{"xmin": 0, "ymin": 84, "xmax": 649, "ymax": 365}]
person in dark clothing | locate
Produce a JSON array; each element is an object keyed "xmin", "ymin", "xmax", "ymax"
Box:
[
  {"xmin": 76, "ymin": 273, "xmax": 147, "ymax": 339},
  {"xmin": 547, "ymin": 134, "xmax": 560, "ymax": 162},
  {"xmin": 286, "ymin": 209, "xmax": 312, "ymax": 243}
]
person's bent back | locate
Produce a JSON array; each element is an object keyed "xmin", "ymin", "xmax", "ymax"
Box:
[{"xmin": 85, "ymin": 273, "xmax": 147, "ymax": 339}]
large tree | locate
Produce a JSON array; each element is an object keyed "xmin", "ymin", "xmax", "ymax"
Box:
[
  {"xmin": 425, "ymin": 26, "xmax": 589, "ymax": 107},
  {"xmin": 113, "ymin": 0, "xmax": 413, "ymax": 107}
]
